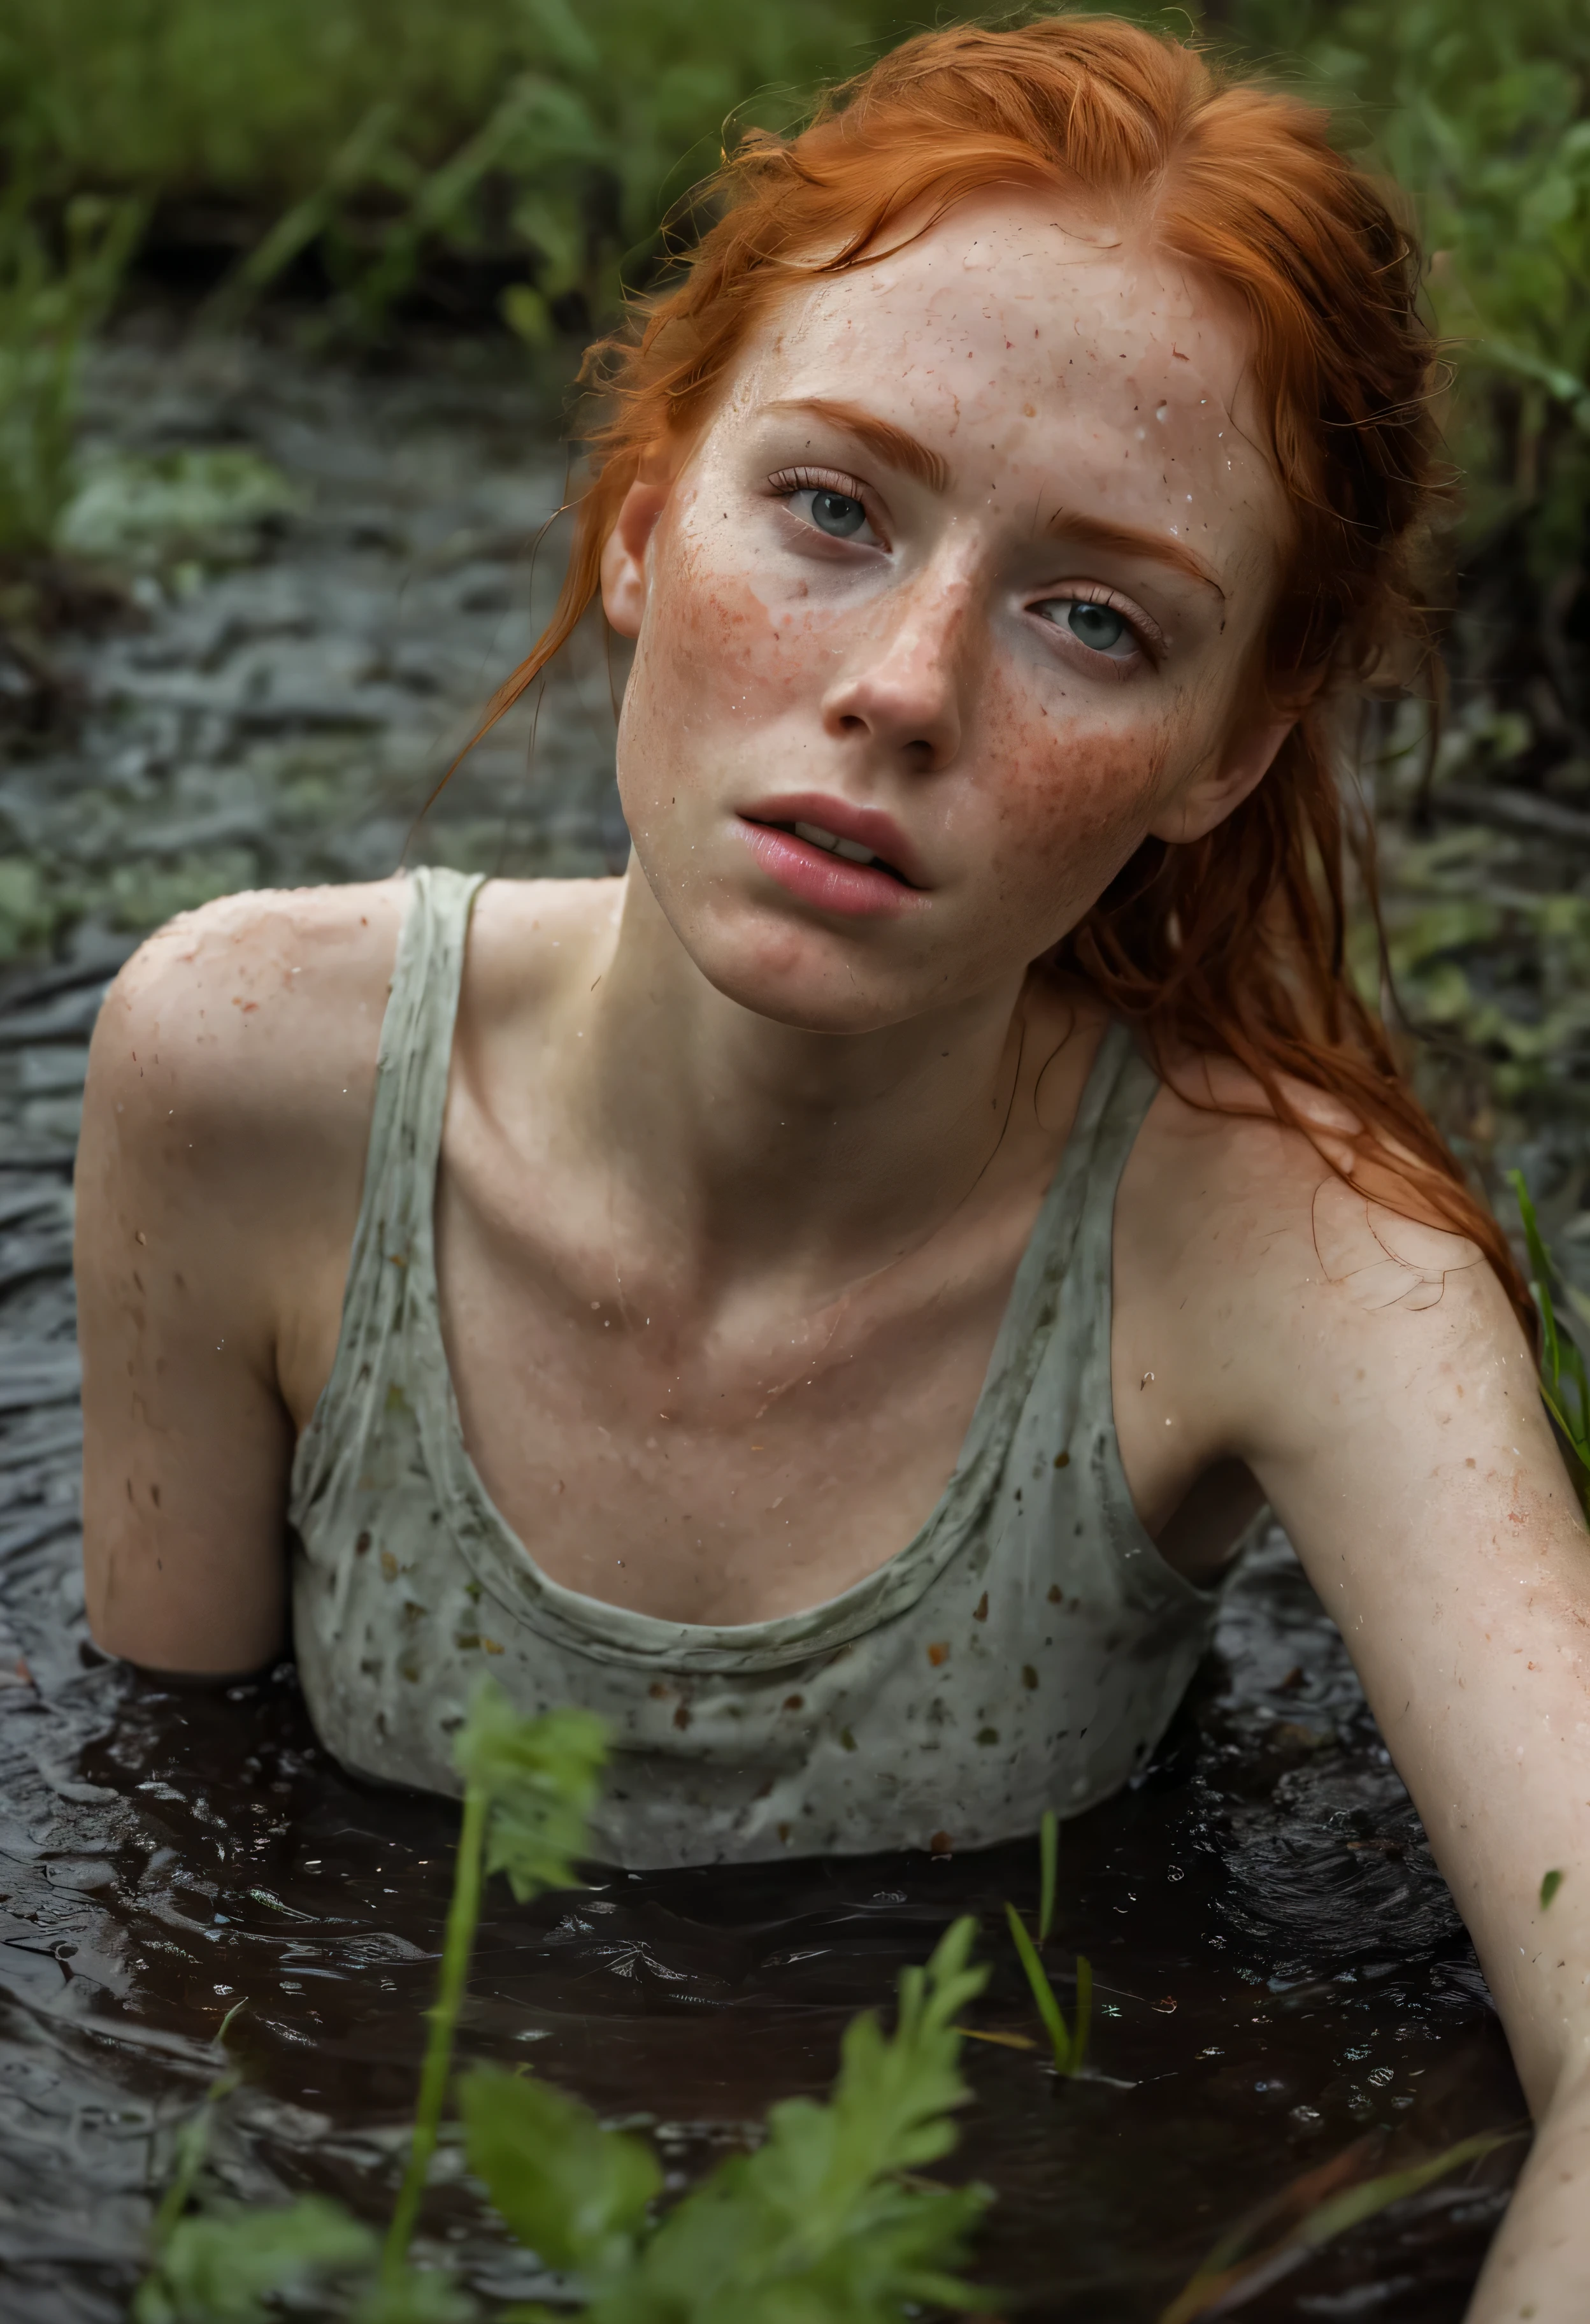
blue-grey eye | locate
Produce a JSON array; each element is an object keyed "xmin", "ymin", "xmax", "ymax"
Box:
[
  {"xmin": 807, "ymin": 488, "xmax": 867, "ymax": 539},
  {"xmin": 1065, "ymin": 601, "xmax": 1129, "ymax": 653},
  {"xmin": 1036, "ymin": 598, "xmax": 1134, "ymax": 656}
]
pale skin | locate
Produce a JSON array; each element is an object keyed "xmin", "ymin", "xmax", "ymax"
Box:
[{"xmin": 76, "ymin": 194, "xmax": 1587, "ymax": 2316}]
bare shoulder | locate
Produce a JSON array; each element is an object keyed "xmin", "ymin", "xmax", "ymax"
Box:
[
  {"xmin": 77, "ymin": 879, "xmax": 412, "ymax": 1674},
  {"xmin": 90, "ymin": 877, "xmax": 408, "ymax": 1140},
  {"xmin": 1120, "ymin": 1050, "xmax": 1490, "ymax": 1321},
  {"xmin": 1112, "ymin": 1047, "xmax": 1539, "ymax": 1537},
  {"xmin": 1113, "ymin": 1049, "xmax": 1524, "ymax": 1481}
]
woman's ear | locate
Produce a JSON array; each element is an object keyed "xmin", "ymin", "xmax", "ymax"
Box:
[
  {"xmin": 599, "ymin": 474, "xmax": 673, "ymax": 640},
  {"xmin": 1146, "ymin": 710, "xmax": 1296, "ymax": 846}
]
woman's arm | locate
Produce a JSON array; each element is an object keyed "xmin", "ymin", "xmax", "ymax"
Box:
[
  {"xmin": 1472, "ymin": 2070, "xmax": 1590, "ymax": 2320},
  {"xmin": 1117, "ymin": 1094, "xmax": 1590, "ymax": 2321},
  {"xmin": 77, "ymin": 881, "xmax": 400, "ymax": 1674}
]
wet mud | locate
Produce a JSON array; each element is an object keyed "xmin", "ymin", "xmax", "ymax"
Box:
[{"xmin": 0, "ymin": 327, "xmax": 1526, "ymax": 2320}]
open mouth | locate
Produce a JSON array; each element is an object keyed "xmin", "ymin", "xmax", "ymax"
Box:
[{"xmin": 749, "ymin": 818, "xmax": 914, "ymax": 886}]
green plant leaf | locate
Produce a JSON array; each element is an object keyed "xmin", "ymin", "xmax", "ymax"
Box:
[
  {"xmin": 388, "ymin": 1692, "xmax": 609, "ymax": 2279},
  {"xmin": 1509, "ymin": 1172, "xmax": 1590, "ymax": 1501},
  {"xmin": 134, "ymin": 2196, "xmax": 378, "ymax": 2324},
  {"xmin": 585, "ymin": 1918, "xmax": 992, "ymax": 2323},
  {"xmin": 1003, "ymin": 1903, "xmax": 1068, "ymax": 2074},
  {"xmin": 461, "ymin": 2063, "xmax": 661, "ymax": 2279},
  {"xmin": 1514, "ymin": 1179, "xmax": 1575, "ymax": 1396},
  {"xmin": 55, "ymin": 446, "xmax": 303, "ymax": 565},
  {"xmin": 452, "ymin": 1681, "xmax": 608, "ymax": 1902},
  {"xmin": 0, "ymin": 155, "xmax": 143, "ymax": 551},
  {"xmin": 350, "ymin": 2264, "xmax": 479, "ymax": 2321}
]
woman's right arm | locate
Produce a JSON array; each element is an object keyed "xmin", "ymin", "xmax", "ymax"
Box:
[{"xmin": 76, "ymin": 881, "xmax": 402, "ymax": 1676}]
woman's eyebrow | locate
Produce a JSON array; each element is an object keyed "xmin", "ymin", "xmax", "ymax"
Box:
[
  {"xmin": 763, "ymin": 398, "xmax": 1226, "ymax": 599},
  {"xmin": 763, "ymin": 397, "xmax": 951, "ymax": 495},
  {"xmin": 1047, "ymin": 510, "xmax": 1226, "ymax": 599}
]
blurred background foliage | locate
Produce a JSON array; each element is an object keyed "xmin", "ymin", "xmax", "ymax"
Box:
[
  {"xmin": 0, "ymin": 0, "xmax": 1584, "ymax": 539},
  {"xmin": 0, "ymin": 0, "xmax": 1587, "ymax": 1204},
  {"xmin": 0, "ymin": 0, "xmax": 1584, "ymax": 613}
]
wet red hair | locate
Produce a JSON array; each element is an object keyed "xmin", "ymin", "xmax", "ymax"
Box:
[{"xmin": 471, "ymin": 12, "xmax": 1529, "ymax": 1327}]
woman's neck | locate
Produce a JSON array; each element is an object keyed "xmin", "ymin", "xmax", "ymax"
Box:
[{"xmin": 555, "ymin": 864, "xmax": 1050, "ymax": 1295}]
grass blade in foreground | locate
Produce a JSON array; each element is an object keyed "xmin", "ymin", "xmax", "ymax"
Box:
[
  {"xmin": 383, "ymin": 1686, "xmax": 608, "ymax": 2279},
  {"xmin": 1158, "ymin": 2128, "xmax": 1524, "ymax": 2322},
  {"xmin": 135, "ymin": 2002, "xmax": 387, "ymax": 2323},
  {"xmin": 1004, "ymin": 1898, "xmax": 1091, "ymax": 2079},
  {"xmin": 1509, "ymin": 1171, "xmax": 1590, "ymax": 1510}
]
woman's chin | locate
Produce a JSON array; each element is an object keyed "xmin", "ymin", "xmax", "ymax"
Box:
[
  {"xmin": 673, "ymin": 912, "xmax": 940, "ymax": 1036},
  {"xmin": 701, "ymin": 949, "xmax": 928, "ymax": 1036},
  {"xmin": 628, "ymin": 846, "xmax": 1011, "ymax": 1035}
]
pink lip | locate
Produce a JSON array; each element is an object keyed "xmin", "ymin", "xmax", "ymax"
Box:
[
  {"xmin": 737, "ymin": 821, "xmax": 924, "ymax": 919},
  {"xmin": 740, "ymin": 793, "xmax": 926, "ymax": 887}
]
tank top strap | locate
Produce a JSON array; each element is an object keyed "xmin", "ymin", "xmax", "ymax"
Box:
[
  {"xmin": 959, "ymin": 1018, "xmax": 1158, "ymax": 1456},
  {"xmin": 349, "ymin": 863, "xmax": 485, "ymax": 1285},
  {"xmin": 290, "ymin": 866, "xmax": 483, "ymax": 1521},
  {"xmin": 1057, "ymin": 1017, "xmax": 1161, "ymax": 1309},
  {"xmin": 1075, "ymin": 1018, "xmax": 1163, "ymax": 1233}
]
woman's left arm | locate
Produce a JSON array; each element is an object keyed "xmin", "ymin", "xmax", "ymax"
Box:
[
  {"xmin": 1118, "ymin": 1107, "xmax": 1590, "ymax": 2322},
  {"xmin": 1275, "ymin": 1247, "xmax": 1590, "ymax": 2324}
]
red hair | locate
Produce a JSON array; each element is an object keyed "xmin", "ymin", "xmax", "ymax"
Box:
[{"xmin": 470, "ymin": 13, "xmax": 1529, "ymax": 1328}]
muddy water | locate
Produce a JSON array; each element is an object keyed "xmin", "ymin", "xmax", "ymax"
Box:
[{"xmin": 0, "ymin": 328, "xmax": 1526, "ymax": 2320}]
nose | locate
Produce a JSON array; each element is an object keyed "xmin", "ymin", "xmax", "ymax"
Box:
[{"xmin": 819, "ymin": 565, "xmax": 970, "ymax": 774}]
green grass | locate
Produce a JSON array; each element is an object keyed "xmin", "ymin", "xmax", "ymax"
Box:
[
  {"xmin": 1159, "ymin": 2127, "xmax": 1525, "ymax": 2323},
  {"xmin": 0, "ymin": 0, "xmax": 915, "ymax": 336},
  {"xmin": 0, "ymin": 175, "xmax": 142, "ymax": 552},
  {"xmin": 1510, "ymin": 1169, "xmax": 1590, "ymax": 1512},
  {"xmin": 0, "ymin": 0, "xmax": 1584, "ymax": 587},
  {"xmin": 1005, "ymin": 1812, "xmax": 1092, "ymax": 2077}
]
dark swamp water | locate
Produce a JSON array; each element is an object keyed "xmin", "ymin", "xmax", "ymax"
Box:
[{"xmin": 0, "ymin": 328, "xmax": 1530, "ymax": 2321}]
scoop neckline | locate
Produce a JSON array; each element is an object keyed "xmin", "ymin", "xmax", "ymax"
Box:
[{"xmin": 408, "ymin": 1021, "xmax": 1147, "ymax": 1673}]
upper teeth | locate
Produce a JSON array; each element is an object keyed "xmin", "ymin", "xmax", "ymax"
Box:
[{"xmin": 793, "ymin": 821, "xmax": 877, "ymax": 866}]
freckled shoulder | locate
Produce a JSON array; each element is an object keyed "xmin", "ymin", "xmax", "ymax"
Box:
[
  {"xmin": 87, "ymin": 876, "xmax": 409, "ymax": 1152},
  {"xmin": 1121, "ymin": 1052, "xmax": 1484, "ymax": 1321}
]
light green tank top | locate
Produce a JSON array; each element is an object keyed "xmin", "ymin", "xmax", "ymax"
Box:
[{"xmin": 289, "ymin": 867, "xmax": 1222, "ymax": 1869}]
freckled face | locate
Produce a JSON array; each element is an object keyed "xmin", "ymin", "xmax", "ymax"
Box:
[{"xmin": 604, "ymin": 191, "xmax": 1289, "ymax": 1033}]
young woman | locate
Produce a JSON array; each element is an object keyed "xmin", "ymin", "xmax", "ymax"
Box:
[{"xmin": 76, "ymin": 17, "xmax": 1586, "ymax": 2314}]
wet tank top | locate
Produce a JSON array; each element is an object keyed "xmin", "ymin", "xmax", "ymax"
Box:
[{"xmin": 289, "ymin": 866, "xmax": 1223, "ymax": 1869}]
